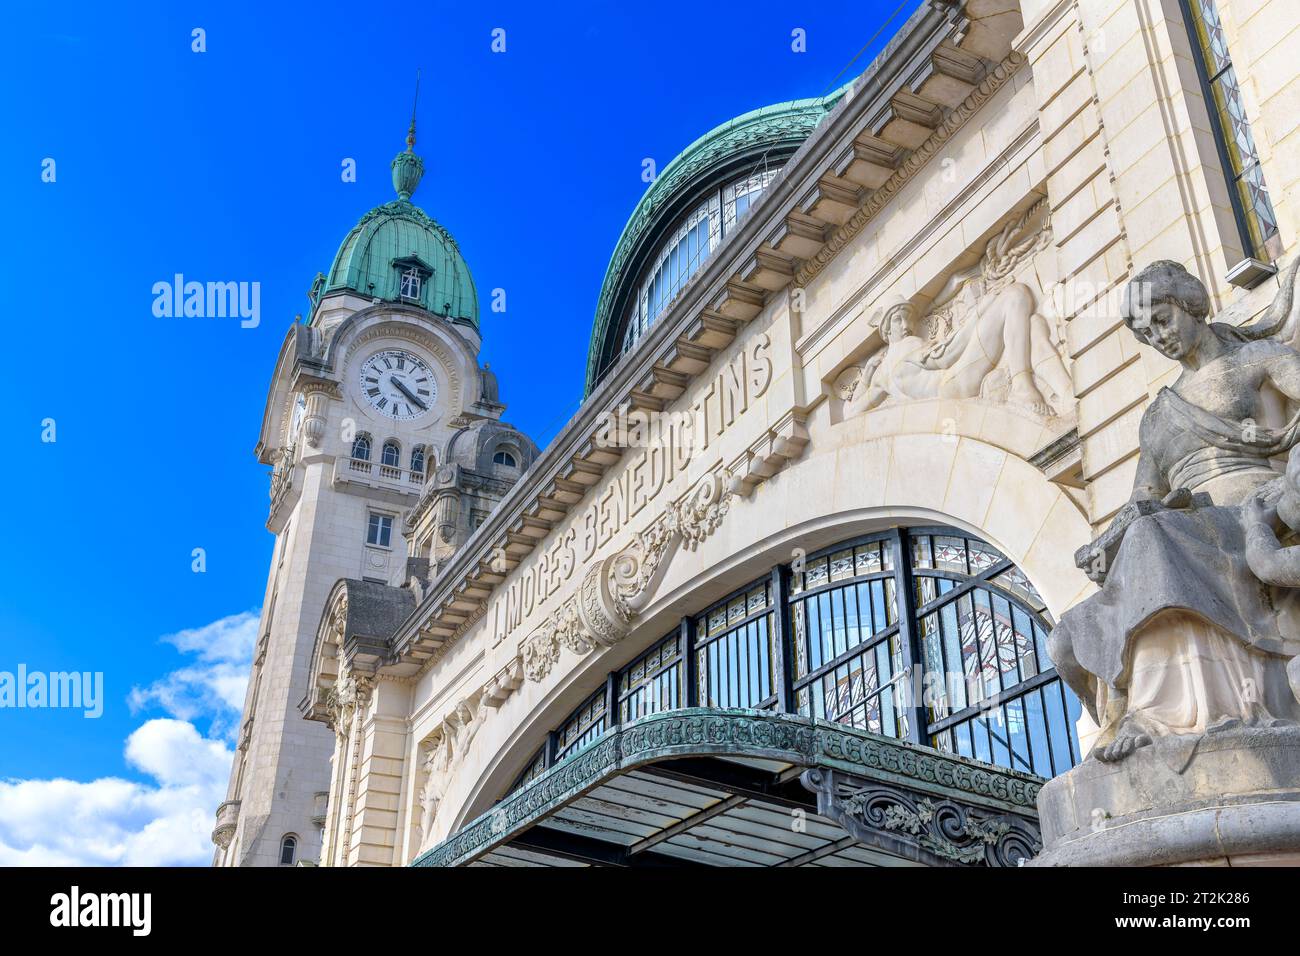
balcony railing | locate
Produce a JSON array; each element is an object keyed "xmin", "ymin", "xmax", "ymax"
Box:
[{"xmin": 336, "ymin": 457, "xmax": 426, "ymax": 495}]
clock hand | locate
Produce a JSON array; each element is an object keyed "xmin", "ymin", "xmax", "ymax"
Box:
[{"xmin": 390, "ymin": 375, "xmax": 427, "ymax": 410}]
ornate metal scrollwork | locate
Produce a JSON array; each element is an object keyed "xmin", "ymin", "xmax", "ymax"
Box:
[{"xmin": 800, "ymin": 767, "xmax": 1041, "ymax": 867}]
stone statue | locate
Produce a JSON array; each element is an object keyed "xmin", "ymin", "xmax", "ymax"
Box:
[
  {"xmin": 841, "ymin": 204, "xmax": 1071, "ymax": 417},
  {"xmin": 1051, "ymin": 258, "xmax": 1300, "ymax": 763},
  {"xmin": 415, "ymin": 731, "xmax": 453, "ymax": 853}
]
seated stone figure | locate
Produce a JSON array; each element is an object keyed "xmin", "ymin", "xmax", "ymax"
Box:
[
  {"xmin": 844, "ymin": 273, "xmax": 1072, "ymax": 418},
  {"xmin": 1050, "ymin": 258, "xmax": 1300, "ymax": 762}
]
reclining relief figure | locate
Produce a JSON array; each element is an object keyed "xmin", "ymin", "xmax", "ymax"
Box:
[
  {"xmin": 842, "ymin": 201, "xmax": 1073, "ymax": 418},
  {"xmin": 1051, "ymin": 259, "xmax": 1300, "ymax": 762}
]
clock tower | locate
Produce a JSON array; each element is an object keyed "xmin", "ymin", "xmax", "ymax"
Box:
[{"xmin": 212, "ymin": 120, "xmax": 537, "ymax": 866}]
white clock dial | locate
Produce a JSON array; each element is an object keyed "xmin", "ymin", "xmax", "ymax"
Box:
[{"xmin": 359, "ymin": 349, "xmax": 436, "ymax": 421}]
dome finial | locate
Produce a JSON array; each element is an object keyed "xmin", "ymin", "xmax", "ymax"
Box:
[
  {"xmin": 392, "ymin": 69, "xmax": 424, "ymax": 200},
  {"xmin": 406, "ymin": 68, "xmax": 420, "ymax": 152}
]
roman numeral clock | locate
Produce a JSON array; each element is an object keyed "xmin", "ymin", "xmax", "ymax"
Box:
[{"xmin": 359, "ymin": 348, "xmax": 437, "ymax": 421}]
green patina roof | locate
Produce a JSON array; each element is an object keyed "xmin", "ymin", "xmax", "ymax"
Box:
[
  {"xmin": 583, "ymin": 90, "xmax": 847, "ymax": 393},
  {"xmin": 323, "ymin": 144, "xmax": 479, "ymax": 328}
]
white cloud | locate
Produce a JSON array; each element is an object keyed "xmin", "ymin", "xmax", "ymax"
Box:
[
  {"xmin": 0, "ymin": 720, "xmax": 233, "ymax": 866},
  {"xmin": 0, "ymin": 610, "xmax": 258, "ymax": 867},
  {"xmin": 127, "ymin": 610, "xmax": 259, "ymax": 740}
]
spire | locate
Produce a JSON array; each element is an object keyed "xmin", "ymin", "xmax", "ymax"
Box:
[{"xmin": 392, "ymin": 69, "xmax": 424, "ymax": 201}]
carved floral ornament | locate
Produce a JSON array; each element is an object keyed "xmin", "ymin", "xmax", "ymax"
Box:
[
  {"xmin": 325, "ymin": 673, "xmax": 372, "ymax": 737},
  {"xmin": 522, "ymin": 470, "xmax": 733, "ymax": 683}
]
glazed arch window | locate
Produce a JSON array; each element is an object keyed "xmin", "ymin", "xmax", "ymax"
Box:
[
  {"xmin": 787, "ymin": 530, "xmax": 1082, "ymax": 778},
  {"xmin": 493, "ymin": 449, "xmax": 517, "ymax": 468},
  {"xmin": 501, "ymin": 526, "xmax": 1082, "ymax": 804},
  {"xmin": 621, "ymin": 168, "xmax": 780, "ymax": 356},
  {"xmin": 381, "ymin": 439, "xmax": 401, "ymax": 468},
  {"xmin": 1182, "ymin": 0, "xmax": 1281, "ymax": 264},
  {"xmin": 411, "ymin": 445, "xmax": 426, "ymax": 475},
  {"xmin": 278, "ymin": 834, "xmax": 298, "ymax": 866},
  {"xmin": 351, "ymin": 433, "xmax": 372, "ymax": 461}
]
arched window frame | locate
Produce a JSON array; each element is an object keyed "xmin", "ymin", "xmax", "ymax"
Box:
[
  {"xmin": 278, "ymin": 833, "xmax": 298, "ymax": 866},
  {"xmin": 492, "ymin": 448, "xmax": 518, "ymax": 468},
  {"xmin": 410, "ymin": 444, "xmax": 426, "ymax": 476},
  {"xmin": 501, "ymin": 525, "xmax": 1082, "ymax": 801},
  {"xmin": 621, "ymin": 168, "xmax": 779, "ymax": 356},
  {"xmin": 351, "ymin": 433, "xmax": 372, "ymax": 462},
  {"xmin": 381, "ymin": 439, "xmax": 401, "ymax": 468}
]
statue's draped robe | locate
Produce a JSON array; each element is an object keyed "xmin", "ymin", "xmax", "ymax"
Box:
[{"xmin": 1051, "ymin": 387, "xmax": 1300, "ymax": 740}]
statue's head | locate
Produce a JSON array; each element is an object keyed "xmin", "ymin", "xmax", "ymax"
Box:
[
  {"xmin": 877, "ymin": 297, "xmax": 916, "ymax": 344},
  {"xmin": 1121, "ymin": 260, "xmax": 1212, "ymax": 361}
]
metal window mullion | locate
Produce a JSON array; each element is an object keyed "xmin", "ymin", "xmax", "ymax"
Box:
[
  {"xmin": 604, "ymin": 671, "xmax": 619, "ymax": 731},
  {"xmin": 771, "ymin": 566, "xmax": 795, "ymax": 714},
  {"xmin": 680, "ymin": 616, "xmax": 697, "ymax": 708},
  {"xmin": 890, "ymin": 528, "xmax": 927, "ymax": 745}
]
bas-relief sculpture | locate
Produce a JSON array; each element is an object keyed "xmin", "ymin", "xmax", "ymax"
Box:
[
  {"xmin": 1033, "ymin": 257, "xmax": 1300, "ymax": 867},
  {"xmin": 413, "ymin": 693, "xmax": 485, "ymax": 855},
  {"xmin": 838, "ymin": 200, "xmax": 1072, "ymax": 419}
]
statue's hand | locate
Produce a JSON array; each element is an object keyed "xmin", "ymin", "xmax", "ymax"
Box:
[{"xmin": 1242, "ymin": 495, "xmax": 1279, "ymax": 535}]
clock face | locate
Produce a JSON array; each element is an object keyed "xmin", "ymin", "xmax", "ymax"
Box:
[{"xmin": 358, "ymin": 349, "xmax": 437, "ymax": 421}]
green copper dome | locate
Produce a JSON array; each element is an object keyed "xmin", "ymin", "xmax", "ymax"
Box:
[
  {"xmin": 584, "ymin": 90, "xmax": 846, "ymax": 393},
  {"xmin": 324, "ymin": 141, "xmax": 478, "ymax": 329}
]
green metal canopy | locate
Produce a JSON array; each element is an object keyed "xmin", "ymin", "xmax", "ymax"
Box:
[{"xmin": 414, "ymin": 709, "xmax": 1044, "ymax": 868}]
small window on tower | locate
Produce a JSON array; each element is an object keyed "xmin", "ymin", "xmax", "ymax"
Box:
[
  {"xmin": 382, "ymin": 440, "xmax": 401, "ymax": 467},
  {"xmin": 411, "ymin": 445, "xmax": 426, "ymax": 475},
  {"xmin": 493, "ymin": 450, "xmax": 517, "ymax": 468},
  {"xmin": 400, "ymin": 266, "xmax": 423, "ymax": 301},
  {"xmin": 367, "ymin": 512, "xmax": 394, "ymax": 548},
  {"xmin": 351, "ymin": 433, "xmax": 372, "ymax": 461},
  {"xmin": 279, "ymin": 834, "xmax": 298, "ymax": 866}
]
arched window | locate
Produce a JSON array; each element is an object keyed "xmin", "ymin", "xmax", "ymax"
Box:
[
  {"xmin": 278, "ymin": 834, "xmax": 298, "ymax": 866},
  {"xmin": 382, "ymin": 440, "xmax": 401, "ymax": 467},
  {"xmin": 785, "ymin": 529, "xmax": 1081, "ymax": 778},
  {"xmin": 351, "ymin": 433, "xmax": 372, "ymax": 461},
  {"xmin": 493, "ymin": 449, "xmax": 517, "ymax": 468},
  {"xmin": 505, "ymin": 525, "xmax": 1082, "ymax": 803},
  {"xmin": 621, "ymin": 168, "xmax": 778, "ymax": 355},
  {"xmin": 411, "ymin": 445, "xmax": 426, "ymax": 476}
]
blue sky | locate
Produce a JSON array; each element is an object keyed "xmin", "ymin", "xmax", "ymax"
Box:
[{"xmin": 0, "ymin": 0, "xmax": 919, "ymax": 863}]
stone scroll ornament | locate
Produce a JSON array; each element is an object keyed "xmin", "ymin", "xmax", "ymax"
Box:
[
  {"xmin": 1052, "ymin": 257, "xmax": 1300, "ymax": 763},
  {"xmin": 838, "ymin": 200, "xmax": 1072, "ymax": 419},
  {"xmin": 522, "ymin": 470, "xmax": 732, "ymax": 683}
]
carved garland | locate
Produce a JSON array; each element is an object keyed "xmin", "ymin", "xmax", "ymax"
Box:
[{"xmin": 521, "ymin": 470, "xmax": 733, "ymax": 683}]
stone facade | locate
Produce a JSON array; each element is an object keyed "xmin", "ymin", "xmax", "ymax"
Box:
[{"xmin": 260, "ymin": 0, "xmax": 1300, "ymax": 866}]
